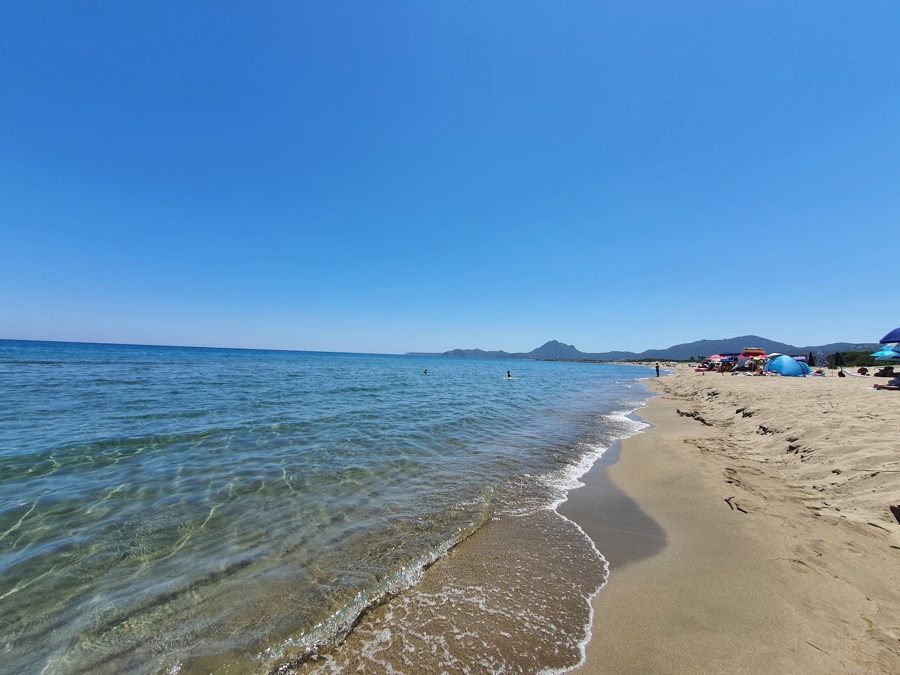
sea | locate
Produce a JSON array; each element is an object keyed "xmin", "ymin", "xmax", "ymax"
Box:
[{"xmin": 0, "ymin": 340, "xmax": 652, "ymax": 674}]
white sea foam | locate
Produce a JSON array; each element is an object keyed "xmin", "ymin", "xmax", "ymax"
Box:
[{"xmin": 542, "ymin": 405, "xmax": 653, "ymax": 675}]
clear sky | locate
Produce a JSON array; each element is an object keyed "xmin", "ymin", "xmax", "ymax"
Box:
[{"xmin": 3, "ymin": 2, "xmax": 899, "ymax": 354}]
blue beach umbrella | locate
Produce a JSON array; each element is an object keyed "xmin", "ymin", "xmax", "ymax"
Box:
[
  {"xmin": 871, "ymin": 348, "xmax": 900, "ymax": 361},
  {"xmin": 764, "ymin": 355, "xmax": 806, "ymax": 377},
  {"xmin": 880, "ymin": 327, "xmax": 900, "ymax": 344}
]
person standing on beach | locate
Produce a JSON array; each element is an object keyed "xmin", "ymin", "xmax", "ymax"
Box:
[{"xmin": 655, "ymin": 362, "xmax": 660, "ymax": 377}]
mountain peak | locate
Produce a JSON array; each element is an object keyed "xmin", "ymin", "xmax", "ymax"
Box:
[{"xmin": 529, "ymin": 340, "xmax": 583, "ymax": 359}]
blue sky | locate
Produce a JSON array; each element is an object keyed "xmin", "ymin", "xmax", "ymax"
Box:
[{"xmin": 3, "ymin": 2, "xmax": 899, "ymax": 354}]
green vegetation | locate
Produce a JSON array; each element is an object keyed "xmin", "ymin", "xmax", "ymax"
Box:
[{"xmin": 829, "ymin": 351, "xmax": 889, "ymax": 368}]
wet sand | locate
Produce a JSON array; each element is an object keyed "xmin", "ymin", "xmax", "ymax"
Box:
[
  {"xmin": 568, "ymin": 371, "xmax": 900, "ymax": 674},
  {"xmin": 287, "ymin": 508, "xmax": 607, "ymax": 674},
  {"xmin": 558, "ymin": 433, "xmax": 665, "ymax": 571}
]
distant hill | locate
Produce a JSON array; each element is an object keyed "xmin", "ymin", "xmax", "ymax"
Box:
[{"xmin": 408, "ymin": 336, "xmax": 880, "ymax": 362}]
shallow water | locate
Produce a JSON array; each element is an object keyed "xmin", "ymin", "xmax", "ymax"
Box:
[{"xmin": 0, "ymin": 340, "xmax": 651, "ymax": 674}]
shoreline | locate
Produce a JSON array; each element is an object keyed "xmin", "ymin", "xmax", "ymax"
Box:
[
  {"xmin": 567, "ymin": 372, "xmax": 900, "ymax": 673},
  {"xmin": 557, "ymin": 420, "xmax": 666, "ymax": 572},
  {"xmin": 277, "ymin": 370, "xmax": 651, "ymax": 675}
]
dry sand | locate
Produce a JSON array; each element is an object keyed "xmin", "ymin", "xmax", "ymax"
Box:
[{"xmin": 569, "ymin": 368, "xmax": 900, "ymax": 674}]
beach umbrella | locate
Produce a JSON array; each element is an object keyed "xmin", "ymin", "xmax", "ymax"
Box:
[
  {"xmin": 807, "ymin": 351, "xmax": 815, "ymax": 365},
  {"xmin": 879, "ymin": 327, "xmax": 900, "ymax": 344},
  {"xmin": 764, "ymin": 355, "xmax": 805, "ymax": 377},
  {"xmin": 834, "ymin": 352, "xmax": 845, "ymax": 369},
  {"xmin": 870, "ymin": 348, "xmax": 900, "ymax": 359}
]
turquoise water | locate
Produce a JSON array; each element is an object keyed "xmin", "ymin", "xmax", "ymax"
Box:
[{"xmin": 0, "ymin": 340, "xmax": 651, "ymax": 674}]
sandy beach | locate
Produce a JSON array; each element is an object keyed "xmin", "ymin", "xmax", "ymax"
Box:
[{"xmin": 566, "ymin": 368, "xmax": 900, "ymax": 674}]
